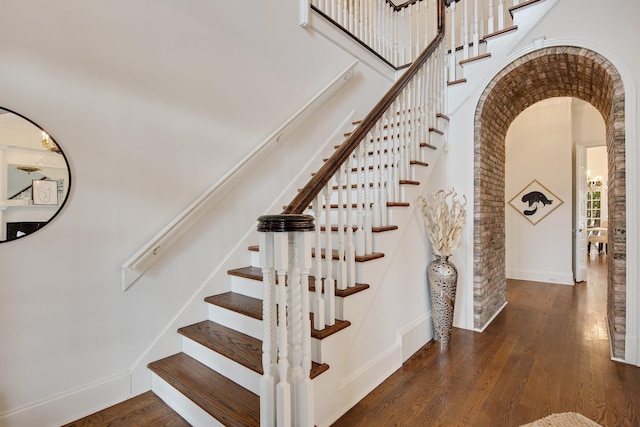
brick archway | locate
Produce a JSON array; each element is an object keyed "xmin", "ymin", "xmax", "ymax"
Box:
[{"xmin": 473, "ymin": 47, "xmax": 626, "ymax": 358}]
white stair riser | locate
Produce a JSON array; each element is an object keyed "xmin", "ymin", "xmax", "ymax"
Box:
[
  {"xmin": 208, "ymin": 304, "xmax": 263, "ymax": 341},
  {"xmin": 231, "ymin": 273, "xmax": 263, "ymax": 299},
  {"xmin": 151, "ymin": 374, "xmax": 223, "ymax": 427},
  {"xmin": 182, "ymin": 337, "xmax": 261, "ymax": 395}
]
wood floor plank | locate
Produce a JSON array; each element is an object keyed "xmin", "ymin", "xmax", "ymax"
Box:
[
  {"xmin": 332, "ymin": 256, "xmax": 640, "ymax": 426},
  {"xmin": 61, "ymin": 391, "xmax": 189, "ymax": 427}
]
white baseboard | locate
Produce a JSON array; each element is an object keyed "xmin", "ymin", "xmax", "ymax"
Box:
[
  {"xmin": 0, "ymin": 373, "xmax": 131, "ymax": 427},
  {"xmin": 507, "ymin": 268, "xmax": 574, "ymax": 285}
]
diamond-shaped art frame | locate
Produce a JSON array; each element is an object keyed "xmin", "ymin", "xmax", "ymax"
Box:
[{"xmin": 508, "ymin": 179, "xmax": 564, "ymax": 225}]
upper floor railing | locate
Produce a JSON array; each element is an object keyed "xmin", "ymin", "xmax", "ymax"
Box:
[{"xmin": 311, "ymin": 0, "xmax": 441, "ymax": 69}]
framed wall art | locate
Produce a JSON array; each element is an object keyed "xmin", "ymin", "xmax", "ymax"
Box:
[
  {"xmin": 32, "ymin": 179, "xmax": 58, "ymax": 205},
  {"xmin": 508, "ymin": 179, "xmax": 563, "ymax": 225}
]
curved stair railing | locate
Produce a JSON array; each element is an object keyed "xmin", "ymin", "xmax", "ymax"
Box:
[{"xmin": 257, "ymin": 0, "xmax": 445, "ymax": 425}]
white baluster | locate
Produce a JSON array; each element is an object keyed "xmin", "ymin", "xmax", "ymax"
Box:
[
  {"xmin": 472, "ymin": 0, "xmax": 479, "ymax": 56},
  {"xmin": 274, "ymin": 232, "xmax": 291, "ymax": 427},
  {"xmin": 400, "ymin": 8, "xmax": 406, "ymax": 65},
  {"xmin": 498, "ymin": 0, "xmax": 505, "ymax": 31},
  {"xmin": 363, "ymin": 133, "xmax": 373, "ymax": 255},
  {"xmin": 487, "ymin": 0, "xmax": 495, "ymax": 35},
  {"xmin": 288, "ymin": 232, "xmax": 303, "ymax": 427},
  {"xmin": 513, "ymin": 0, "xmax": 520, "ymax": 6},
  {"xmin": 297, "ymin": 230, "xmax": 314, "ymax": 427},
  {"xmin": 345, "ymin": 153, "xmax": 356, "ymax": 288},
  {"xmin": 312, "ymin": 194, "xmax": 324, "ymax": 330},
  {"xmin": 323, "ymin": 184, "xmax": 335, "ymax": 326},
  {"xmin": 259, "ymin": 231, "xmax": 277, "ymax": 427},
  {"xmin": 415, "ymin": 1, "xmax": 421, "ymax": 58},
  {"xmin": 372, "ymin": 121, "xmax": 382, "ymax": 228},
  {"xmin": 462, "ymin": 0, "xmax": 469, "ymax": 60},
  {"xmin": 336, "ymin": 162, "xmax": 347, "ymax": 291},
  {"xmin": 355, "ymin": 143, "xmax": 366, "ymax": 257},
  {"xmin": 448, "ymin": 0, "xmax": 456, "ymax": 82},
  {"xmin": 358, "ymin": 0, "xmax": 363, "ymax": 40}
]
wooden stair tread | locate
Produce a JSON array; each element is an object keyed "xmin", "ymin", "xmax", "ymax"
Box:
[
  {"xmin": 312, "ymin": 247, "xmax": 385, "ymax": 262},
  {"xmin": 61, "ymin": 391, "xmax": 189, "ymax": 427},
  {"xmin": 178, "ymin": 320, "xmax": 330, "ymax": 376},
  {"xmin": 510, "ymin": 0, "xmax": 544, "ymax": 16},
  {"xmin": 436, "ymin": 113, "xmax": 450, "ymax": 121},
  {"xmin": 410, "ymin": 160, "xmax": 429, "ymax": 167},
  {"xmin": 320, "ymin": 224, "xmax": 399, "ymax": 232},
  {"xmin": 420, "ymin": 142, "xmax": 437, "ymax": 150},
  {"xmin": 310, "ymin": 315, "xmax": 351, "ymax": 339},
  {"xmin": 148, "ymin": 352, "xmax": 260, "ymax": 427},
  {"xmin": 247, "ymin": 245, "xmax": 384, "ymax": 262},
  {"xmin": 459, "ymin": 52, "xmax": 491, "ymax": 66},
  {"xmin": 484, "ymin": 25, "xmax": 518, "ymax": 39},
  {"xmin": 205, "ymin": 292, "xmax": 262, "ymax": 320},
  {"xmin": 178, "ymin": 320, "xmax": 263, "ymax": 374},
  {"xmin": 227, "ymin": 266, "xmax": 371, "ymax": 298},
  {"xmin": 447, "ymin": 78, "xmax": 467, "ymax": 86}
]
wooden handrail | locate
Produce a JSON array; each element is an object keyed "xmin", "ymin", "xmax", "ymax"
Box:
[{"xmin": 283, "ymin": 0, "xmax": 445, "ymax": 215}]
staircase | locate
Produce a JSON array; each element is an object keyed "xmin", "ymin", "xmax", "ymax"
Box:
[
  {"xmin": 144, "ymin": 108, "xmax": 448, "ymax": 425},
  {"xmin": 64, "ymin": 1, "xmax": 556, "ymax": 426}
]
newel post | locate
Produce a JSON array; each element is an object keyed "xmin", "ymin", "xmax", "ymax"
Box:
[{"xmin": 258, "ymin": 214, "xmax": 315, "ymax": 427}]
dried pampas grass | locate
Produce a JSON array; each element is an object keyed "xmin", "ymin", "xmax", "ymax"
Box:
[{"xmin": 417, "ymin": 189, "xmax": 467, "ymax": 257}]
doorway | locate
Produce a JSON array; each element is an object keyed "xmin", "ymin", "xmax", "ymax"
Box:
[{"xmin": 473, "ymin": 46, "xmax": 627, "ymax": 359}]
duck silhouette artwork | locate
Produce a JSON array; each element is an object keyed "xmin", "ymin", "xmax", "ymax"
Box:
[{"xmin": 521, "ymin": 191, "xmax": 553, "ymax": 216}]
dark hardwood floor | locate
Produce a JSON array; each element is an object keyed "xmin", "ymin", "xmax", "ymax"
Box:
[
  {"xmin": 61, "ymin": 391, "xmax": 189, "ymax": 427},
  {"xmin": 332, "ymin": 255, "xmax": 640, "ymax": 426},
  {"xmin": 66, "ymin": 255, "xmax": 639, "ymax": 426}
]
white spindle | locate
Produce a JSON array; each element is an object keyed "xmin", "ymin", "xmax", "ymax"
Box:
[
  {"xmin": 448, "ymin": 0, "xmax": 456, "ymax": 82},
  {"xmin": 345, "ymin": 153, "xmax": 356, "ymax": 288},
  {"xmin": 274, "ymin": 231, "xmax": 291, "ymax": 427},
  {"xmin": 260, "ymin": 231, "xmax": 277, "ymax": 427},
  {"xmin": 488, "ymin": 0, "xmax": 495, "ymax": 34},
  {"xmin": 336, "ymin": 163, "xmax": 347, "ymax": 290},
  {"xmin": 472, "ymin": 0, "xmax": 479, "ymax": 56},
  {"xmin": 323, "ymin": 184, "xmax": 335, "ymax": 325},
  {"xmin": 312, "ymin": 194, "xmax": 325, "ymax": 330},
  {"xmin": 355, "ymin": 143, "xmax": 366, "ymax": 257},
  {"xmin": 498, "ymin": 0, "xmax": 505, "ymax": 30},
  {"xmin": 372, "ymin": 121, "xmax": 382, "ymax": 228},
  {"xmin": 462, "ymin": 0, "xmax": 469, "ymax": 60},
  {"xmin": 415, "ymin": 1, "xmax": 421, "ymax": 58},
  {"xmin": 288, "ymin": 233, "xmax": 303, "ymax": 426},
  {"xmin": 363, "ymin": 133, "xmax": 373, "ymax": 254},
  {"xmin": 297, "ymin": 231, "xmax": 314, "ymax": 427}
]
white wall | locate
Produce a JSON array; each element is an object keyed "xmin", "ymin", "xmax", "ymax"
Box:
[
  {"xmin": 0, "ymin": 1, "xmax": 393, "ymax": 424},
  {"xmin": 505, "ymin": 98, "xmax": 573, "ymax": 285}
]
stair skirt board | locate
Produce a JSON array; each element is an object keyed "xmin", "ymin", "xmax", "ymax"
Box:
[
  {"xmin": 314, "ymin": 342, "xmax": 404, "ymax": 427},
  {"xmin": 152, "ymin": 374, "xmax": 225, "ymax": 427}
]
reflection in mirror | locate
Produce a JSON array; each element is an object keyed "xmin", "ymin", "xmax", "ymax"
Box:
[{"xmin": 0, "ymin": 107, "xmax": 71, "ymax": 242}]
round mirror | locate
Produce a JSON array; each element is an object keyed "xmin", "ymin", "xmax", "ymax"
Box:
[{"xmin": 0, "ymin": 107, "xmax": 71, "ymax": 242}]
